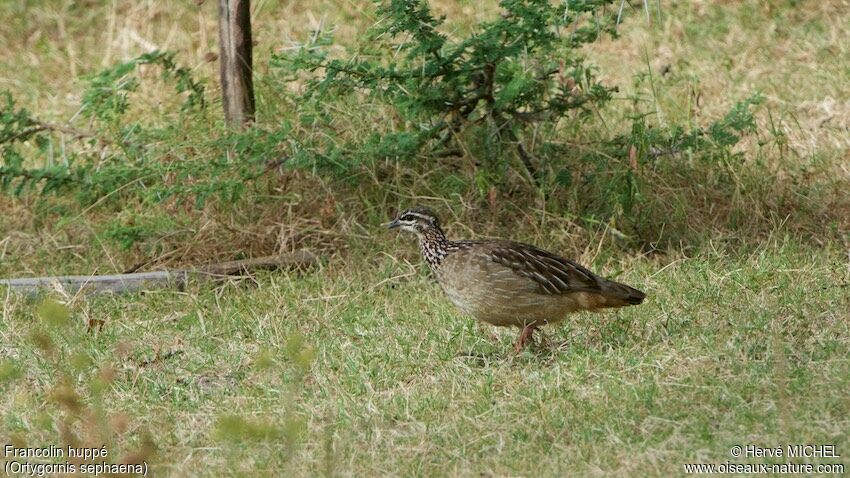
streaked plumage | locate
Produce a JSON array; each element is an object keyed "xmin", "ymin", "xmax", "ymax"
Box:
[{"xmin": 388, "ymin": 207, "xmax": 646, "ymax": 351}]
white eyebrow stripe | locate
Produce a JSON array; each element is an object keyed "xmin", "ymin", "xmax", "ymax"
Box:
[{"xmin": 405, "ymin": 212, "xmax": 433, "ymax": 221}]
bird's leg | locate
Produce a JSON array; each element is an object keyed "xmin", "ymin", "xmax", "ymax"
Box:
[{"xmin": 514, "ymin": 324, "xmax": 536, "ymax": 353}]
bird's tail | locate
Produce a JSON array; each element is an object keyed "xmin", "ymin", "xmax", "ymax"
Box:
[{"xmin": 600, "ymin": 280, "xmax": 646, "ymax": 307}]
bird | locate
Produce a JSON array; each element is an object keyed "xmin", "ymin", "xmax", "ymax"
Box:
[{"xmin": 387, "ymin": 207, "xmax": 646, "ymax": 352}]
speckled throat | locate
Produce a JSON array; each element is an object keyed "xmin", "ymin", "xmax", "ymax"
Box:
[{"xmin": 418, "ymin": 226, "xmax": 469, "ymax": 272}]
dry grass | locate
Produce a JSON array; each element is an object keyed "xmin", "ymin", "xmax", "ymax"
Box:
[
  {"xmin": 1, "ymin": 241, "xmax": 848, "ymax": 476},
  {"xmin": 5, "ymin": 0, "xmax": 848, "ymax": 151},
  {"xmin": 2, "ymin": 0, "xmax": 847, "ymax": 276},
  {"xmin": 2, "ymin": 0, "xmax": 850, "ymax": 476}
]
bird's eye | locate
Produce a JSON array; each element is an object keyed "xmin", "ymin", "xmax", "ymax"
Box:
[{"xmin": 400, "ymin": 214, "xmax": 414, "ymax": 221}]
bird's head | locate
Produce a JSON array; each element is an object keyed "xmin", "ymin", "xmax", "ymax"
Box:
[{"xmin": 386, "ymin": 207, "xmax": 442, "ymax": 238}]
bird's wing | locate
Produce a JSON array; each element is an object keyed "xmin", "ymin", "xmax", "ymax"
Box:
[{"xmin": 487, "ymin": 242, "xmax": 605, "ymax": 295}]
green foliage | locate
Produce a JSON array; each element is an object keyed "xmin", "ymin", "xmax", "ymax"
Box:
[
  {"xmin": 274, "ymin": 0, "xmax": 620, "ymax": 169},
  {"xmin": 82, "ymin": 50, "xmax": 206, "ymax": 124},
  {"xmin": 0, "ymin": 50, "xmax": 288, "ymax": 227},
  {"xmin": 102, "ymin": 216, "xmax": 174, "ymax": 252},
  {"xmin": 36, "ymin": 298, "xmax": 72, "ymax": 328},
  {"xmin": 628, "ymin": 94, "xmax": 763, "ymax": 156},
  {"xmin": 707, "ymin": 94, "xmax": 763, "ymax": 146},
  {"xmin": 575, "ymin": 93, "xmax": 764, "ymax": 231},
  {"xmin": 0, "ymin": 93, "xmax": 76, "ymax": 195},
  {"xmin": 283, "ymin": 332, "xmax": 317, "ymax": 372},
  {"xmin": 0, "ymin": 2, "xmax": 770, "ymax": 252},
  {"xmin": 0, "ymin": 51, "xmax": 209, "ymax": 205}
]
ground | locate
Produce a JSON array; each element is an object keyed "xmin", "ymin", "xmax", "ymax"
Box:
[
  {"xmin": 1, "ymin": 0, "xmax": 849, "ymax": 476},
  {"xmin": 3, "ymin": 241, "xmax": 848, "ymax": 475}
]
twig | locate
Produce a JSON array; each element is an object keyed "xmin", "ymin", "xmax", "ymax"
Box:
[
  {"xmin": 0, "ymin": 121, "xmax": 99, "ymax": 145},
  {"xmin": 35, "ymin": 121, "xmax": 99, "ymax": 140}
]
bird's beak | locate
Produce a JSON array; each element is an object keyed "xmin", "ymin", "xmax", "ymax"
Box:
[{"xmin": 385, "ymin": 218, "xmax": 401, "ymax": 229}]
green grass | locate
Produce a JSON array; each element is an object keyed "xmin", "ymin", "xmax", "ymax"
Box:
[
  {"xmin": 2, "ymin": 240, "xmax": 848, "ymax": 475},
  {"xmin": 2, "ymin": 0, "xmax": 850, "ymax": 475}
]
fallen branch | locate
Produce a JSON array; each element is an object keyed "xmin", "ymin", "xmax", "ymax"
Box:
[{"xmin": 0, "ymin": 251, "xmax": 318, "ymax": 296}]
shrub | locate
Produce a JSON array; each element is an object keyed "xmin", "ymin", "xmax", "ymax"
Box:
[
  {"xmin": 274, "ymin": 0, "xmax": 622, "ymax": 178},
  {"xmin": 0, "ymin": 1, "xmax": 771, "ymax": 251}
]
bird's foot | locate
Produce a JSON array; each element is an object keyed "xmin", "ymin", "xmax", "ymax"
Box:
[{"xmin": 514, "ymin": 325, "xmax": 536, "ymax": 353}]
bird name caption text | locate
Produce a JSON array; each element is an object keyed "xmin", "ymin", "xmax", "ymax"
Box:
[{"xmin": 3, "ymin": 445, "xmax": 148, "ymax": 477}]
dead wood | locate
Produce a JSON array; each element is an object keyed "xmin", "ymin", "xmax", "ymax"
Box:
[{"xmin": 0, "ymin": 251, "xmax": 318, "ymax": 296}]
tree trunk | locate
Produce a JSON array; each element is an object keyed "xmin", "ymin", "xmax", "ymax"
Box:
[{"xmin": 218, "ymin": 0, "xmax": 255, "ymax": 128}]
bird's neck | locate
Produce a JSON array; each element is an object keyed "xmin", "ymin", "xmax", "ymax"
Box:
[{"xmin": 418, "ymin": 226, "xmax": 450, "ymax": 271}]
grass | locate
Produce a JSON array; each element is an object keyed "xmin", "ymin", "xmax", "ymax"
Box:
[
  {"xmin": 2, "ymin": 0, "xmax": 850, "ymax": 475},
  {"xmin": 2, "ymin": 240, "xmax": 849, "ymax": 475},
  {"xmin": 1, "ymin": 0, "xmax": 847, "ymax": 280}
]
